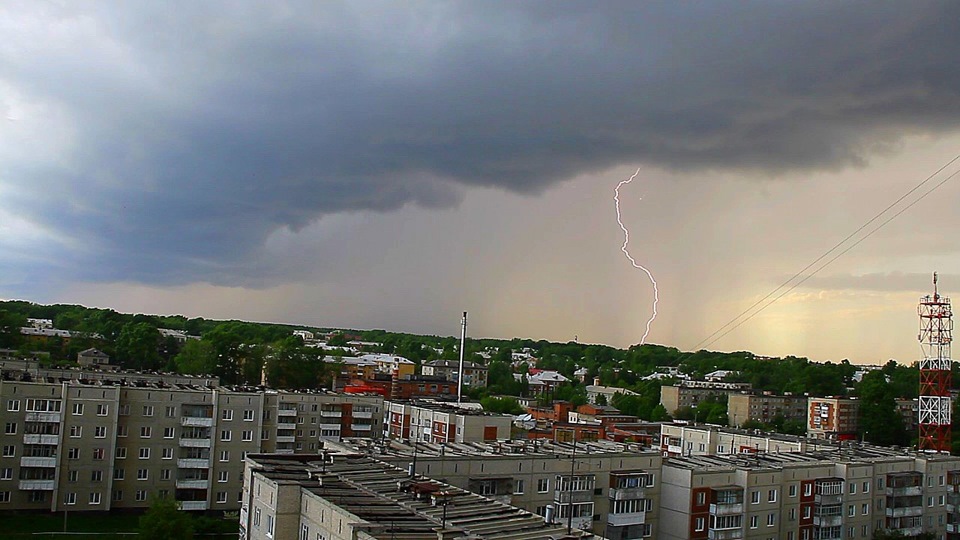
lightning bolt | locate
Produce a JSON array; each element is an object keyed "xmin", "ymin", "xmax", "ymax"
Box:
[{"xmin": 614, "ymin": 167, "xmax": 659, "ymax": 344}]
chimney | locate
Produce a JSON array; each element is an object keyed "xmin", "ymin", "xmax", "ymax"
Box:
[{"xmin": 593, "ymin": 376, "xmax": 601, "ymax": 386}]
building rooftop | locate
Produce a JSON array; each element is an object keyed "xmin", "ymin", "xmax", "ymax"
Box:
[
  {"xmin": 247, "ymin": 453, "xmax": 594, "ymax": 540},
  {"xmin": 333, "ymin": 437, "xmax": 649, "ymax": 459},
  {"xmin": 664, "ymin": 444, "xmax": 954, "ymax": 472}
]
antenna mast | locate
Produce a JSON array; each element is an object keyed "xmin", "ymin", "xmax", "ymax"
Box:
[
  {"xmin": 918, "ymin": 272, "xmax": 952, "ymax": 453},
  {"xmin": 457, "ymin": 312, "xmax": 467, "ymax": 404}
]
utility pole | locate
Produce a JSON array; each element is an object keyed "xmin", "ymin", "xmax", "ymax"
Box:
[
  {"xmin": 457, "ymin": 312, "xmax": 467, "ymax": 404},
  {"xmin": 567, "ymin": 432, "xmax": 577, "ymax": 535}
]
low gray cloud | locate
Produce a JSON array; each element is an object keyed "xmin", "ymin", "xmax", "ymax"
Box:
[{"xmin": 3, "ymin": 1, "xmax": 960, "ymax": 286}]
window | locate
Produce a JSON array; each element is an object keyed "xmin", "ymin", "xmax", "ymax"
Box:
[
  {"xmin": 750, "ymin": 515, "xmax": 758, "ymax": 529},
  {"xmin": 160, "ymin": 469, "xmax": 171, "ymax": 480},
  {"xmin": 165, "ymin": 406, "xmax": 176, "ymax": 418},
  {"xmin": 767, "ymin": 513, "xmax": 775, "ymax": 526},
  {"xmin": 89, "ymin": 492, "xmax": 101, "ymax": 505},
  {"xmin": 91, "ymin": 470, "xmax": 103, "ymax": 482},
  {"xmin": 139, "ymin": 447, "xmax": 150, "ymax": 460},
  {"xmin": 940, "ymin": 495, "xmax": 946, "ymax": 506},
  {"xmin": 537, "ymin": 478, "xmax": 550, "ymax": 493},
  {"xmin": 142, "ymin": 406, "xmax": 154, "ymax": 417},
  {"xmin": 68, "ymin": 470, "xmax": 78, "ymax": 482},
  {"xmin": 114, "ymin": 468, "xmax": 124, "ymax": 480},
  {"xmin": 803, "ymin": 483, "xmax": 813, "ymax": 497},
  {"xmin": 751, "ymin": 490, "xmax": 760, "ymax": 504},
  {"xmin": 113, "ymin": 490, "xmax": 123, "ymax": 501},
  {"xmin": 220, "ymin": 450, "xmax": 230, "ymax": 462},
  {"xmin": 515, "ymin": 479, "xmax": 525, "ymax": 494},
  {"xmin": 222, "ymin": 409, "xmax": 233, "ymax": 421},
  {"xmin": 849, "ymin": 482, "xmax": 856, "ymax": 494},
  {"xmin": 93, "ymin": 448, "xmax": 104, "ymax": 460},
  {"xmin": 137, "ymin": 469, "xmax": 148, "ymax": 480},
  {"xmin": 119, "ymin": 404, "xmax": 130, "ymax": 416},
  {"xmin": 789, "ymin": 484, "xmax": 797, "ymax": 497},
  {"xmin": 695, "ymin": 517, "xmax": 705, "ymax": 532},
  {"xmin": 65, "ymin": 492, "xmax": 77, "ymax": 505},
  {"xmin": 242, "ymin": 430, "xmax": 253, "ymax": 442},
  {"xmin": 217, "ymin": 491, "xmax": 228, "ymax": 503},
  {"xmin": 803, "ymin": 506, "xmax": 812, "ymax": 519},
  {"xmin": 140, "ymin": 426, "xmax": 151, "ymax": 438},
  {"xmin": 72, "ymin": 403, "xmax": 83, "ymax": 415},
  {"xmin": 0, "ymin": 491, "xmax": 10, "ymax": 503},
  {"xmin": 163, "ymin": 427, "xmax": 175, "ymax": 439},
  {"xmin": 863, "ymin": 481, "xmax": 870, "ymax": 493},
  {"xmin": 696, "ymin": 492, "xmax": 707, "ymax": 505},
  {"xmin": 70, "ymin": 425, "xmax": 82, "ymax": 438},
  {"xmin": 96, "ymin": 404, "xmax": 108, "ymax": 416},
  {"xmin": 162, "ymin": 447, "xmax": 173, "ymax": 460},
  {"xmin": 117, "ymin": 425, "xmax": 128, "ymax": 437},
  {"xmin": 243, "ymin": 410, "xmax": 255, "ymax": 421},
  {"xmin": 6, "ymin": 400, "xmax": 19, "ymax": 412},
  {"xmin": 67, "ymin": 448, "xmax": 79, "ymax": 460},
  {"xmin": 0, "ymin": 468, "xmax": 11, "ymax": 480},
  {"xmin": 219, "ymin": 471, "xmax": 229, "ymax": 483},
  {"xmin": 94, "ymin": 426, "xmax": 107, "ymax": 438},
  {"xmin": 3, "ymin": 423, "xmax": 15, "ymax": 435},
  {"xmin": 136, "ymin": 490, "xmax": 147, "ymax": 502},
  {"xmin": 220, "ymin": 430, "xmax": 231, "ymax": 442},
  {"xmin": 116, "ymin": 447, "xmax": 127, "ymax": 459},
  {"xmin": 254, "ymin": 507, "xmax": 261, "ymax": 526},
  {"xmin": 862, "ymin": 503, "xmax": 869, "ymax": 515},
  {"xmin": 768, "ymin": 489, "xmax": 777, "ymax": 503}
]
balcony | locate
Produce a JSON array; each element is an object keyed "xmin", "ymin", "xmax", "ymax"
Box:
[
  {"xmin": 275, "ymin": 435, "xmax": 295, "ymax": 444},
  {"xmin": 23, "ymin": 434, "xmax": 58, "ymax": 445},
  {"xmin": 947, "ymin": 523, "xmax": 959, "ymax": 533},
  {"xmin": 710, "ymin": 503, "xmax": 744, "ymax": 516},
  {"xmin": 19, "ymin": 479, "xmax": 55, "ymax": 490},
  {"xmin": 320, "ymin": 410, "xmax": 342, "ymax": 418},
  {"xmin": 20, "ymin": 456, "xmax": 57, "ymax": 468},
  {"xmin": 179, "ymin": 438, "xmax": 211, "ymax": 448},
  {"xmin": 554, "ymin": 491, "xmax": 594, "ymax": 504},
  {"xmin": 610, "ymin": 486, "xmax": 646, "ymax": 501},
  {"xmin": 178, "ymin": 458, "xmax": 211, "ymax": 469},
  {"xmin": 181, "ymin": 416, "xmax": 214, "ymax": 427},
  {"xmin": 814, "ymin": 493, "xmax": 842, "ymax": 505},
  {"xmin": 351, "ymin": 424, "xmax": 372, "ymax": 431},
  {"xmin": 886, "ymin": 506, "xmax": 923, "ymax": 518},
  {"xmin": 708, "ymin": 528, "xmax": 743, "ymax": 540},
  {"xmin": 277, "ymin": 408, "xmax": 297, "ymax": 417},
  {"xmin": 607, "ymin": 511, "xmax": 646, "ymax": 527},
  {"xmin": 667, "ymin": 444, "xmax": 682, "ymax": 455},
  {"xmin": 886, "ymin": 486, "xmax": 922, "ymax": 497},
  {"xmin": 815, "ymin": 531, "xmax": 842, "ymax": 540},
  {"xmin": 176, "ymin": 479, "xmax": 210, "ymax": 489},
  {"xmin": 277, "ymin": 416, "xmax": 296, "ymax": 425},
  {"xmin": 813, "ymin": 515, "xmax": 843, "ymax": 527},
  {"xmin": 319, "ymin": 423, "xmax": 341, "ymax": 431},
  {"xmin": 25, "ymin": 411, "xmax": 61, "ymax": 423},
  {"xmin": 890, "ymin": 526, "xmax": 924, "ymax": 537},
  {"xmin": 179, "ymin": 501, "xmax": 208, "ymax": 511},
  {"xmin": 352, "ymin": 410, "xmax": 373, "ymax": 419},
  {"xmin": 274, "ymin": 448, "xmax": 294, "ymax": 454}
]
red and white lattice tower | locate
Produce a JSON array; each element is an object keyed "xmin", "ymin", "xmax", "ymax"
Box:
[{"xmin": 918, "ymin": 272, "xmax": 953, "ymax": 453}]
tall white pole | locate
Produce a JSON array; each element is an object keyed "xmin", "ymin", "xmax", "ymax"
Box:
[{"xmin": 457, "ymin": 311, "xmax": 467, "ymax": 404}]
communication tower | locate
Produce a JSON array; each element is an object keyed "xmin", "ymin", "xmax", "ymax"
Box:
[{"xmin": 918, "ymin": 272, "xmax": 953, "ymax": 453}]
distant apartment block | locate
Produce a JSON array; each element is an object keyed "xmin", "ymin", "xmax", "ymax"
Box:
[
  {"xmin": 0, "ymin": 377, "xmax": 383, "ymax": 513},
  {"xmin": 727, "ymin": 392, "xmax": 808, "ymax": 428},
  {"xmin": 421, "ymin": 359, "xmax": 489, "ymax": 387},
  {"xmin": 660, "ymin": 381, "xmax": 751, "ymax": 416},
  {"xmin": 807, "ymin": 397, "xmax": 860, "ymax": 440},
  {"xmin": 386, "ymin": 400, "xmax": 512, "ymax": 443},
  {"xmin": 660, "ymin": 424, "xmax": 842, "ymax": 457}
]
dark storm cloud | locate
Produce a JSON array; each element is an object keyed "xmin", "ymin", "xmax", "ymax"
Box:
[{"xmin": 3, "ymin": 1, "xmax": 960, "ymax": 285}]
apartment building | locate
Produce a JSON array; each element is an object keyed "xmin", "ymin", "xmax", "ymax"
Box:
[
  {"xmin": 727, "ymin": 393, "xmax": 808, "ymax": 428},
  {"xmin": 660, "ymin": 423, "xmax": 842, "ymax": 457},
  {"xmin": 386, "ymin": 400, "xmax": 512, "ymax": 443},
  {"xmin": 421, "ymin": 359, "xmax": 489, "ymax": 387},
  {"xmin": 807, "ymin": 397, "xmax": 860, "ymax": 440},
  {"xmin": 658, "ymin": 448, "xmax": 960, "ymax": 540},
  {"xmin": 332, "ymin": 437, "xmax": 661, "ymax": 538},
  {"xmin": 660, "ymin": 382, "xmax": 750, "ymax": 416},
  {"xmin": 240, "ymin": 453, "xmax": 583, "ymax": 540},
  {"xmin": 0, "ymin": 377, "xmax": 383, "ymax": 513}
]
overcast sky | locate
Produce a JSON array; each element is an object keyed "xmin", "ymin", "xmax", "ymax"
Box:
[{"xmin": 3, "ymin": 1, "xmax": 960, "ymax": 363}]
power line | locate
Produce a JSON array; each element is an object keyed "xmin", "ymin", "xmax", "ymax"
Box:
[{"xmin": 693, "ymin": 152, "xmax": 960, "ymax": 351}]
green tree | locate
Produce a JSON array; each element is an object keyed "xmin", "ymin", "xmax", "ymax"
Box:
[
  {"xmin": 115, "ymin": 322, "xmax": 161, "ymax": 370},
  {"xmin": 138, "ymin": 496, "xmax": 194, "ymax": 540},
  {"xmin": 174, "ymin": 340, "xmax": 217, "ymax": 375},
  {"xmin": 857, "ymin": 371, "xmax": 908, "ymax": 446},
  {"xmin": 480, "ymin": 396, "xmax": 523, "ymax": 415}
]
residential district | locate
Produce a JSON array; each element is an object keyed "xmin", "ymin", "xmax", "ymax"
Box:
[{"xmin": 0, "ymin": 310, "xmax": 957, "ymax": 540}]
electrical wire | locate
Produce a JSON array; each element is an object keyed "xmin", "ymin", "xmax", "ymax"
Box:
[{"xmin": 693, "ymin": 152, "xmax": 960, "ymax": 351}]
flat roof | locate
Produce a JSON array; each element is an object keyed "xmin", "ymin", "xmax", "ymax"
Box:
[{"xmin": 334, "ymin": 437, "xmax": 652, "ymax": 459}]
